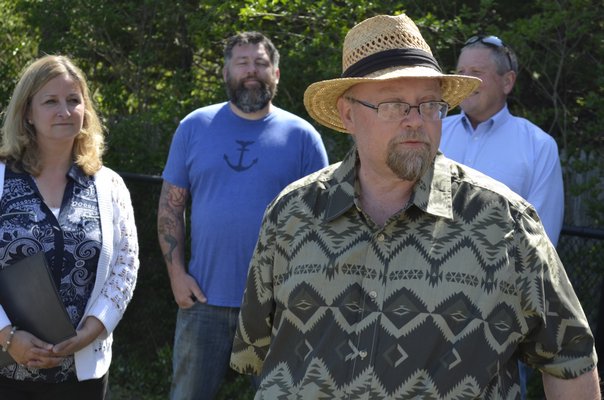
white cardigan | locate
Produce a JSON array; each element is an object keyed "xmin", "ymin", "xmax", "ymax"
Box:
[{"xmin": 0, "ymin": 162, "xmax": 140, "ymax": 380}]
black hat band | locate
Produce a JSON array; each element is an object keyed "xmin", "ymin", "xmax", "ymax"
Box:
[{"xmin": 342, "ymin": 48, "xmax": 442, "ymax": 78}]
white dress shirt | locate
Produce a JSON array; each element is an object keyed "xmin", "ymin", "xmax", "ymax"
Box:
[{"xmin": 441, "ymin": 105, "xmax": 564, "ymax": 245}]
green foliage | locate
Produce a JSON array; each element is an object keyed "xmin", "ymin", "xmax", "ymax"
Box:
[
  {"xmin": 216, "ymin": 371, "xmax": 255, "ymax": 400},
  {"xmin": 109, "ymin": 344, "xmax": 172, "ymax": 399},
  {"xmin": 0, "ymin": 0, "xmax": 38, "ymax": 111},
  {"xmin": 5, "ymin": 0, "xmax": 601, "ymax": 193}
]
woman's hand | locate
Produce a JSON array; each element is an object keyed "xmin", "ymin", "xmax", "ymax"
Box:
[
  {"xmin": 50, "ymin": 316, "xmax": 106, "ymax": 357},
  {"xmin": 1, "ymin": 316, "xmax": 105, "ymax": 369},
  {"xmin": 8, "ymin": 329, "xmax": 64, "ymax": 369}
]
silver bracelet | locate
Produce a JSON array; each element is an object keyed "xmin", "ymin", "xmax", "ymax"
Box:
[{"xmin": 1, "ymin": 326, "xmax": 17, "ymax": 352}]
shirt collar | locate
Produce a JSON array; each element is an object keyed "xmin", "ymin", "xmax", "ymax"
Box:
[
  {"xmin": 67, "ymin": 164, "xmax": 92, "ymax": 187},
  {"xmin": 324, "ymin": 148, "xmax": 358, "ymax": 221},
  {"xmin": 324, "ymin": 147, "xmax": 453, "ymax": 222},
  {"xmin": 461, "ymin": 104, "xmax": 512, "ymax": 133},
  {"xmin": 7, "ymin": 161, "xmax": 90, "ymax": 187}
]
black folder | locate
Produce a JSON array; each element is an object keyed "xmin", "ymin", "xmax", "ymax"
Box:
[{"xmin": 0, "ymin": 252, "xmax": 76, "ymax": 366}]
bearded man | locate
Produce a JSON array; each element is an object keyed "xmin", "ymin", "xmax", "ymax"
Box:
[
  {"xmin": 157, "ymin": 31, "xmax": 328, "ymax": 400},
  {"xmin": 230, "ymin": 15, "xmax": 599, "ymax": 400}
]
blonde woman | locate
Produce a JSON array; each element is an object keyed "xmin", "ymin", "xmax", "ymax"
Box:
[{"xmin": 0, "ymin": 55, "xmax": 139, "ymax": 399}]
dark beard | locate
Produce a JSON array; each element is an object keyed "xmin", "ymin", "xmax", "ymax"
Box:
[
  {"xmin": 386, "ymin": 137, "xmax": 432, "ymax": 181},
  {"xmin": 226, "ymin": 75, "xmax": 277, "ymax": 113}
]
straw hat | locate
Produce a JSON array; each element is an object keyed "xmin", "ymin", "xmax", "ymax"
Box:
[{"xmin": 303, "ymin": 14, "xmax": 481, "ymax": 133}]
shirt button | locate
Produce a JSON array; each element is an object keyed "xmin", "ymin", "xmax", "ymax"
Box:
[
  {"xmin": 359, "ymin": 351, "xmax": 367, "ymax": 359},
  {"xmin": 369, "ymin": 291, "xmax": 377, "ymax": 299},
  {"xmin": 377, "ymin": 233, "xmax": 385, "ymax": 241}
]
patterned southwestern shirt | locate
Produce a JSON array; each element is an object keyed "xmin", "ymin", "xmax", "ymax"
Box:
[{"xmin": 230, "ymin": 147, "xmax": 596, "ymax": 400}]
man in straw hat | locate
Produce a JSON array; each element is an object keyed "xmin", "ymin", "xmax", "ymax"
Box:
[{"xmin": 230, "ymin": 13, "xmax": 600, "ymax": 399}]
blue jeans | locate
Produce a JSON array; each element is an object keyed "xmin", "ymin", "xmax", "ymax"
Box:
[
  {"xmin": 170, "ymin": 302, "xmax": 242, "ymax": 400},
  {"xmin": 518, "ymin": 361, "xmax": 531, "ymax": 400}
]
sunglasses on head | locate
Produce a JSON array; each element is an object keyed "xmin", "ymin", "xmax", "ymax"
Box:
[
  {"xmin": 464, "ymin": 35, "xmax": 514, "ymax": 71},
  {"xmin": 465, "ymin": 35, "xmax": 506, "ymax": 48}
]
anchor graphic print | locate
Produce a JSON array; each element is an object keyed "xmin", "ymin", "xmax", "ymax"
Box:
[{"xmin": 224, "ymin": 140, "xmax": 258, "ymax": 172}]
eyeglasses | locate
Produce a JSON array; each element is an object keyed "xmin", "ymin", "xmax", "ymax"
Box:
[
  {"xmin": 345, "ymin": 97, "xmax": 449, "ymax": 122},
  {"xmin": 464, "ymin": 35, "xmax": 514, "ymax": 71}
]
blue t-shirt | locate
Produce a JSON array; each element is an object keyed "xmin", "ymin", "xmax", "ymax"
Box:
[{"xmin": 162, "ymin": 102, "xmax": 328, "ymax": 306}]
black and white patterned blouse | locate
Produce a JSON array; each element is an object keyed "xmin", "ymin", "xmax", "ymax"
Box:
[{"xmin": 0, "ymin": 163, "xmax": 101, "ymax": 383}]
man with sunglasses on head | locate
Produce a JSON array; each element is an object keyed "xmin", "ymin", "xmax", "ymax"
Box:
[
  {"xmin": 441, "ymin": 36, "xmax": 564, "ymax": 247},
  {"xmin": 441, "ymin": 35, "xmax": 565, "ymax": 400}
]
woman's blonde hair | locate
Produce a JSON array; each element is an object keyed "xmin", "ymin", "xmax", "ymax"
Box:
[{"xmin": 0, "ymin": 54, "xmax": 105, "ymax": 176}]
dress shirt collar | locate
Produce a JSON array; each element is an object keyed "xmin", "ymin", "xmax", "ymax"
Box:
[
  {"xmin": 461, "ymin": 104, "xmax": 512, "ymax": 134},
  {"xmin": 324, "ymin": 146, "xmax": 454, "ymax": 222}
]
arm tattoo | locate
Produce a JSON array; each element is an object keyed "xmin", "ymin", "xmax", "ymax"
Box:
[
  {"xmin": 158, "ymin": 216, "xmax": 178, "ymax": 264},
  {"xmin": 158, "ymin": 182, "xmax": 188, "ymax": 265}
]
